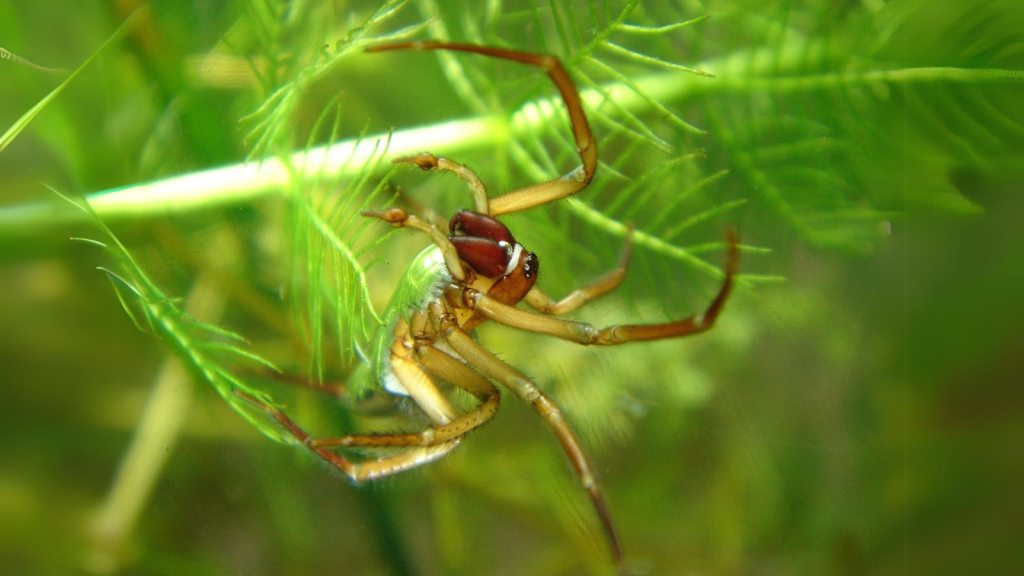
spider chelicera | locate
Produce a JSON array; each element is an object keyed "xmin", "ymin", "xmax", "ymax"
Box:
[{"xmin": 237, "ymin": 41, "xmax": 739, "ymax": 575}]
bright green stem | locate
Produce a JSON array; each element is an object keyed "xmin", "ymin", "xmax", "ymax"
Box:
[
  {"xmin": 4, "ymin": 38, "xmax": 1022, "ymax": 233},
  {"xmin": 87, "ymin": 269, "xmax": 228, "ymax": 570}
]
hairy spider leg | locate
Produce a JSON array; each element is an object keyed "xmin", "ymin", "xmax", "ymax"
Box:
[
  {"xmin": 310, "ymin": 336, "xmax": 500, "ymax": 448},
  {"xmin": 361, "ymin": 207, "xmax": 467, "ymax": 280},
  {"xmin": 363, "ymin": 175, "xmax": 631, "ymax": 572},
  {"xmin": 235, "ymin": 332, "xmax": 486, "ymax": 482},
  {"xmin": 367, "ymin": 42, "xmax": 597, "ymax": 217},
  {"xmin": 240, "ymin": 369, "xmax": 348, "ymax": 397},
  {"xmin": 392, "ymin": 153, "xmax": 490, "ymax": 214},
  {"xmin": 428, "ymin": 301, "xmax": 628, "ymax": 575},
  {"xmin": 234, "ymin": 389, "xmax": 459, "ymax": 482},
  {"xmin": 235, "ymin": 307, "xmax": 502, "ymax": 474},
  {"xmin": 524, "ymin": 224, "xmax": 634, "ymax": 315},
  {"xmin": 468, "ymin": 229, "xmax": 740, "ymax": 345}
]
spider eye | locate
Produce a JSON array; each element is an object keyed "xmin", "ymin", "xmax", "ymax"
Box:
[{"xmin": 523, "ymin": 252, "xmax": 538, "ymax": 279}]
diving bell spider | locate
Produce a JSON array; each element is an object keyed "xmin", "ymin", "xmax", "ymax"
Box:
[{"xmin": 238, "ymin": 41, "xmax": 739, "ymax": 576}]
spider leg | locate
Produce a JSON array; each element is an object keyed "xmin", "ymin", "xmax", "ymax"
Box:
[
  {"xmin": 234, "ymin": 315, "xmax": 501, "ymax": 477},
  {"xmin": 428, "ymin": 301, "xmax": 628, "ymax": 574},
  {"xmin": 386, "ymin": 329, "xmax": 462, "ymax": 425},
  {"xmin": 310, "ymin": 345, "xmax": 500, "ymax": 449},
  {"xmin": 393, "ymin": 153, "xmax": 489, "ymax": 214},
  {"xmin": 471, "ymin": 229, "xmax": 739, "ymax": 345},
  {"xmin": 240, "ymin": 366, "xmax": 350, "ymax": 396},
  {"xmin": 361, "ymin": 207, "xmax": 467, "ymax": 280},
  {"xmin": 524, "ymin": 224, "xmax": 634, "ymax": 315},
  {"xmin": 234, "ymin": 389, "xmax": 458, "ymax": 482},
  {"xmin": 368, "ymin": 42, "xmax": 596, "ymax": 217}
]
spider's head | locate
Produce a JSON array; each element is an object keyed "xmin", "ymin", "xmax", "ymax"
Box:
[{"xmin": 449, "ymin": 210, "xmax": 538, "ymax": 303}]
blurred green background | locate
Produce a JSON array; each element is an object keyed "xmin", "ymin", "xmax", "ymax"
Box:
[{"xmin": 2, "ymin": 1, "xmax": 1022, "ymax": 575}]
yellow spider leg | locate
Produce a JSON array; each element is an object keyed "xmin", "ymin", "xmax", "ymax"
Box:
[
  {"xmin": 361, "ymin": 207, "xmax": 467, "ymax": 280},
  {"xmin": 524, "ymin": 224, "xmax": 633, "ymax": 315},
  {"xmin": 368, "ymin": 41, "xmax": 597, "ymax": 217},
  {"xmin": 233, "ymin": 389, "xmax": 459, "ymax": 482},
  {"xmin": 429, "ymin": 301, "xmax": 628, "ymax": 575},
  {"xmin": 309, "ymin": 345, "xmax": 500, "ymax": 449},
  {"xmin": 392, "ymin": 153, "xmax": 489, "ymax": 214},
  {"xmin": 473, "ymin": 229, "xmax": 738, "ymax": 345}
]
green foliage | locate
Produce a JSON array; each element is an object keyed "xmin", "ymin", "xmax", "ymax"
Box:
[
  {"xmin": 698, "ymin": 0, "xmax": 1024, "ymax": 251},
  {"xmin": 242, "ymin": 0, "xmax": 426, "ymax": 161},
  {"xmin": 285, "ymin": 107, "xmax": 395, "ymax": 383},
  {"xmin": 0, "ymin": 10, "xmax": 136, "ymax": 154},
  {"xmin": 53, "ymin": 188, "xmax": 291, "ymax": 445}
]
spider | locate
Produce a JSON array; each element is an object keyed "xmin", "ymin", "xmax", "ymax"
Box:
[{"xmin": 238, "ymin": 41, "xmax": 739, "ymax": 576}]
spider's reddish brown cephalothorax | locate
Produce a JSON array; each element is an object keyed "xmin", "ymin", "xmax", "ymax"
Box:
[{"xmin": 238, "ymin": 41, "xmax": 739, "ymax": 575}]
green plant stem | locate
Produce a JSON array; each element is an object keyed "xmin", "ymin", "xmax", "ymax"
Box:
[
  {"xmin": 86, "ymin": 262, "xmax": 228, "ymax": 572},
  {"xmin": 0, "ymin": 10, "xmax": 140, "ymax": 154},
  {"xmin": 4, "ymin": 42, "xmax": 1021, "ymax": 234}
]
